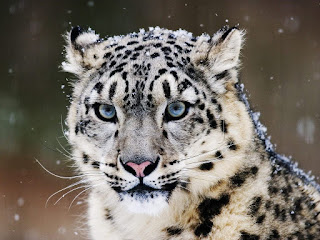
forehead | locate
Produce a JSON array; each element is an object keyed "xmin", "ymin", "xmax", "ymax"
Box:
[
  {"xmin": 83, "ymin": 29, "xmax": 203, "ymax": 109},
  {"xmin": 94, "ymin": 28, "xmax": 197, "ymax": 78}
]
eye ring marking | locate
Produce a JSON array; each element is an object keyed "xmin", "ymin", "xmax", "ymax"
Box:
[
  {"xmin": 93, "ymin": 103, "xmax": 117, "ymax": 122},
  {"xmin": 165, "ymin": 101, "xmax": 190, "ymax": 121}
]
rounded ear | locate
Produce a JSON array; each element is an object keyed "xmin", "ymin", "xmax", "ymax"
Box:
[
  {"xmin": 191, "ymin": 26, "xmax": 245, "ymax": 93},
  {"xmin": 192, "ymin": 26, "xmax": 245, "ymax": 74},
  {"xmin": 70, "ymin": 26, "xmax": 83, "ymax": 45},
  {"xmin": 208, "ymin": 27, "xmax": 244, "ymax": 74},
  {"xmin": 62, "ymin": 26, "xmax": 100, "ymax": 76}
]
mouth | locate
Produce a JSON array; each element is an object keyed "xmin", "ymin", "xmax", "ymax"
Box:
[
  {"xmin": 113, "ymin": 181, "xmax": 178, "ymax": 215},
  {"xmin": 116, "ymin": 183, "xmax": 178, "ymax": 215},
  {"xmin": 114, "ymin": 182, "xmax": 178, "ymax": 200},
  {"xmin": 128, "ymin": 184, "xmax": 162, "ymax": 195}
]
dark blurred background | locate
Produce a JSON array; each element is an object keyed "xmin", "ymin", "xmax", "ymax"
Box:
[{"xmin": 1, "ymin": 0, "xmax": 319, "ymax": 239}]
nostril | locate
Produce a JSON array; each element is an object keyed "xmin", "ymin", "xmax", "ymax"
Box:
[
  {"xmin": 125, "ymin": 161, "xmax": 152, "ymax": 178},
  {"xmin": 122, "ymin": 163, "xmax": 137, "ymax": 177},
  {"xmin": 143, "ymin": 157, "xmax": 160, "ymax": 177},
  {"xmin": 120, "ymin": 156, "xmax": 160, "ymax": 178}
]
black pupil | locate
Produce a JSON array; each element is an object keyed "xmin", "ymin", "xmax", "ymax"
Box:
[
  {"xmin": 105, "ymin": 106, "xmax": 112, "ymax": 112},
  {"xmin": 173, "ymin": 105, "xmax": 180, "ymax": 111}
]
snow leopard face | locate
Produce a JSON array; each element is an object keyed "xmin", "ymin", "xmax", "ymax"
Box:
[{"xmin": 63, "ymin": 26, "xmax": 247, "ymax": 214}]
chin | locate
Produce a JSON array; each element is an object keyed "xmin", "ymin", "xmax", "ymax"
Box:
[{"xmin": 117, "ymin": 185, "xmax": 172, "ymax": 216}]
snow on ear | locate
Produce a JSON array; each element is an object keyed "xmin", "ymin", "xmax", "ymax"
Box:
[
  {"xmin": 62, "ymin": 26, "xmax": 100, "ymax": 76},
  {"xmin": 208, "ymin": 27, "xmax": 244, "ymax": 74}
]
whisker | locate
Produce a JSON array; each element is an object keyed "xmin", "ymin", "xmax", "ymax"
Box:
[
  {"xmin": 41, "ymin": 142, "xmax": 69, "ymax": 157},
  {"xmin": 177, "ymin": 185, "xmax": 191, "ymax": 192},
  {"xmin": 179, "ymin": 179, "xmax": 191, "ymax": 184},
  {"xmin": 35, "ymin": 158, "xmax": 104, "ymax": 179},
  {"xmin": 60, "ymin": 115, "xmax": 69, "ymax": 142},
  {"xmin": 46, "ymin": 179, "xmax": 88, "ymax": 208},
  {"xmin": 40, "ymin": 140, "xmax": 83, "ymax": 161},
  {"xmin": 178, "ymin": 145, "xmax": 224, "ymax": 163},
  {"xmin": 56, "ymin": 136, "xmax": 72, "ymax": 156},
  {"xmin": 54, "ymin": 146, "xmax": 75, "ymax": 160},
  {"xmin": 184, "ymin": 148, "xmax": 244, "ymax": 168},
  {"xmin": 184, "ymin": 176, "xmax": 216, "ymax": 182},
  {"xmin": 57, "ymin": 134, "xmax": 68, "ymax": 139},
  {"xmin": 54, "ymin": 184, "xmax": 90, "ymax": 206},
  {"xmin": 180, "ymin": 138, "xmax": 256, "ymax": 173},
  {"xmin": 178, "ymin": 137, "xmax": 253, "ymax": 164},
  {"xmin": 183, "ymin": 158, "xmax": 224, "ymax": 169},
  {"xmin": 176, "ymin": 171, "xmax": 220, "ymax": 182},
  {"xmin": 68, "ymin": 183, "xmax": 104, "ymax": 211}
]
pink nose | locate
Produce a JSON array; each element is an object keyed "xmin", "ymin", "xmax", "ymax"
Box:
[{"xmin": 126, "ymin": 161, "xmax": 152, "ymax": 178}]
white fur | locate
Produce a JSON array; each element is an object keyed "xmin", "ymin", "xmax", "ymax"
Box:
[
  {"xmin": 118, "ymin": 193, "xmax": 169, "ymax": 215},
  {"xmin": 62, "ymin": 26, "xmax": 320, "ymax": 240}
]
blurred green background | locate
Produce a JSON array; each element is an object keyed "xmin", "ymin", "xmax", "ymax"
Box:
[{"xmin": 1, "ymin": 0, "xmax": 319, "ymax": 239}]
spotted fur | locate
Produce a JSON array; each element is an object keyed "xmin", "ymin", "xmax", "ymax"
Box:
[{"xmin": 62, "ymin": 26, "xmax": 320, "ymax": 240}]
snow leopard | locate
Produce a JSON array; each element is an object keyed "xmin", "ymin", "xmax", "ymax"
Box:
[{"xmin": 62, "ymin": 26, "xmax": 320, "ymax": 240}]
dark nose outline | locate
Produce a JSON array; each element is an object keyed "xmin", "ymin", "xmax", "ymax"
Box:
[{"xmin": 120, "ymin": 156, "xmax": 160, "ymax": 178}]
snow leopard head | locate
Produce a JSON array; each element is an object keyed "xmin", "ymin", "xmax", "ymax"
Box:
[{"xmin": 63, "ymin": 26, "xmax": 248, "ymax": 215}]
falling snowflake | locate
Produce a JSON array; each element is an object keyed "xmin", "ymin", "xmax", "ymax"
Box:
[{"xmin": 297, "ymin": 116, "xmax": 315, "ymax": 144}]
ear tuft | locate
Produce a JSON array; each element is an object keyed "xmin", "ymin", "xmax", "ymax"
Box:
[
  {"xmin": 70, "ymin": 25, "xmax": 83, "ymax": 44},
  {"xmin": 192, "ymin": 26, "xmax": 245, "ymax": 74},
  {"xmin": 191, "ymin": 26, "xmax": 245, "ymax": 93},
  {"xmin": 208, "ymin": 27, "xmax": 244, "ymax": 74},
  {"xmin": 220, "ymin": 26, "xmax": 239, "ymax": 41},
  {"xmin": 69, "ymin": 26, "xmax": 100, "ymax": 49},
  {"xmin": 62, "ymin": 26, "xmax": 101, "ymax": 76}
]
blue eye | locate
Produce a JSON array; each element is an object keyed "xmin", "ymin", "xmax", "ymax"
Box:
[
  {"xmin": 166, "ymin": 101, "xmax": 189, "ymax": 120},
  {"xmin": 99, "ymin": 104, "xmax": 116, "ymax": 118},
  {"xmin": 94, "ymin": 104, "xmax": 116, "ymax": 122}
]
